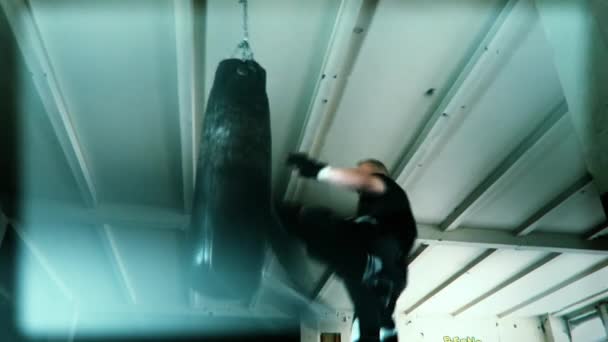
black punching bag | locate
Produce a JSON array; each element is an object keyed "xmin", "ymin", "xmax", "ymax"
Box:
[{"xmin": 188, "ymin": 59, "xmax": 271, "ymax": 301}]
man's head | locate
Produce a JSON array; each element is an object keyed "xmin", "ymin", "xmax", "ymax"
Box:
[{"xmin": 357, "ymin": 159, "xmax": 389, "ymax": 176}]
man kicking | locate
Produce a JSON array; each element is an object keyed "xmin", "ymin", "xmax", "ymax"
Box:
[{"xmin": 277, "ymin": 153, "xmax": 417, "ymax": 342}]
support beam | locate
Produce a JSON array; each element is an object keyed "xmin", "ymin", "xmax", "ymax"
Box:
[
  {"xmin": 310, "ymin": 269, "xmax": 334, "ymax": 301},
  {"xmin": 285, "ymin": 0, "xmax": 378, "ymax": 200},
  {"xmin": 407, "ymin": 244, "xmax": 429, "ymax": 265},
  {"xmin": 173, "ymin": 0, "xmax": 198, "ymax": 214},
  {"xmin": 441, "ymin": 101, "xmax": 568, "ymax": 231},
  {"xmin": 598, "ymin": 302, "xmax": 608, "ymax": 337},
  {"xmin": 417, "ymin": 224, "xmax": 608, "ymax": 255},
  {"xmin": 515, "ymin": 174, "xmax": 593, "ymax": 236},
  {"xmin": 452, "ymin": 252, "xmax": 560, "ymax": 316},
  {"xmin": 498, "ymin": 258, "xmax": 608, "ymax": 318},
  {"xmin": 393, "ymin": 0, "xmax": 519, "ymax": 186},
  {"xmin": 0, "ymin": 0, "xmax": 97, "ymax": 207},
  {"xmin": 12, "ymin": 204, "xmax": 607, "ymax": 254},
  {"xmin": 534, "ymin": 0, "xmax": 608, "ymax": 195},
  {"xmin": 12, "ymin": 224, "xmax": 74, "ymax": 302},
  {"xmin": 565, "ymin": 306, "xmax": 599, "ymax": 323},
  {"xmin": 587, "ymin": 193, "xmax": 608, "ymax": 239},
  {"xmin": 589, "ymin": 308, "xmax": 607, "ymax": 331},
  {"xmin": 597, "ymin": 303, "xmax": 608, "ymax": 336},
  {"xmin": 541, "ymin": 315, "xmax": 571, "ymax": 342},
  {"xmin": 101, "ymin": 225, "xmax": 137, "ymax": 305},
  {"xmin": 585, "ymin": 221, "xmax": 608, "ymax": 240},
  {"xmin": 15, "ymin": 201, "xmax": 189, "ymax": 230},
  {"xmin": 403, "ymin": 249, "xmax": 496, "ymax": 315},
  {"xmin": 552, "ymin": 288, "xmax": 608, "ymax": 317}
]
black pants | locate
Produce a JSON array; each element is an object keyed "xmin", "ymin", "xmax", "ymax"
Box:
[{"xmin": 279, "ymin": 206, "xmax": 406, "ymax": 340}]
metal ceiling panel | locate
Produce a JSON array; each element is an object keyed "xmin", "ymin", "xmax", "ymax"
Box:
[
  {"xmin": 462, "ymin": 253, "xmax": 606, "ymax": 317},
  {"xmin": 513, "ymin": 266, "xmax": 608, "ymax": 317},
  {"xmin": 27, "ymin": 0, "xmax": 183, "ymax": 208},
  {"xmin": 16, "ymin": 231, "xmax": 75, "ymax": 336},
  {"xmin": 319, "ymin": 0, "xmax": 506, "ymax": 168},
  {"xmin": 107, "ymin": 226, "xmax": 185, "ymax": 308},
  {"xmin": 300, "ymin": 0, "xmax": 505, "ymax": 214},
  {"xmin": 407, "ymin": 6, "xmax": 564, "ymax": 224},
  {"xmin": 461, "ymin": 116, "xmax": 588, "ymax": 230},
  {"xmin": 532, "ymin": 181, "xmax": 606, "ymax": 234},
  {"xmin": 396, "ymin": 245, "xmax": 486, "ymax": 310},
  {"xmin": 17, "ymin": 223, "xmax": 123, "ymax": 309},
  {"xmin": 414, "ymin": 249, "xmax": 546, "ymax": 315}
]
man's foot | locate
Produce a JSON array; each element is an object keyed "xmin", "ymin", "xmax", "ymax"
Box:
[{"xmin": 380, "ymin": 327, "xmax": 398, "ymax": 342}]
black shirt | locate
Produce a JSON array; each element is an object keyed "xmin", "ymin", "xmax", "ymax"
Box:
[{"xmin": 356, "ymin": 173, "xmax": 417, "ymax": 252}]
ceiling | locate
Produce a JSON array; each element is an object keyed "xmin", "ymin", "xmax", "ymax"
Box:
[{"xmin": 0, "ymin": 0, "xmax": 607, "ymax": 338}]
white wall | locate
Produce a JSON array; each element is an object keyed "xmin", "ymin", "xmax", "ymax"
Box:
[
  {"xmin": 394, "ymin": 314, "xmax": 546, "ymax": 342},
  {"xmin": 301, "ymin": 312, "xmax": 550, "ymax": 342},
  {"xmin": 300, "ymin": 310, "xmax": 354, "ymax": 342},
  {"xmin": 542, "ymin": 315, "xmax": 570, "ymax": 342}
]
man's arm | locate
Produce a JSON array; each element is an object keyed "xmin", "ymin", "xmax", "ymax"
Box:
[
  {"xmin": 286, "ymin": 153, "xmax": 386, "ymax": 194},
  {"xmin": 317, "ymin": 166, "xmax": 386, "ymax": 194}
]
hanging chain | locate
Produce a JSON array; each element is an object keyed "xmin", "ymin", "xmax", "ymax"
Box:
[{"xmin": 235, "ymin": 0, "xmax": 254, "ymax": 60}]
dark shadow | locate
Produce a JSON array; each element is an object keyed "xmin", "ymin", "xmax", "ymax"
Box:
[{"xmin": 0, "ymin": 5, "xmax": 22, "ymax": 341}]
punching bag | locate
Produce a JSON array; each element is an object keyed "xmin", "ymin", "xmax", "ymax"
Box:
[{"xmin": 188, "ymin": 59, "xmax": 271, "ymax": 301}]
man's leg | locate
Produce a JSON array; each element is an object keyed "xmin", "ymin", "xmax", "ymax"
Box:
[
  {"xmin": 345, "ymin": 279, "xmax": 382, "ymax": 342},
  {"xmin": 276, "ymin": 204, "xmax": 370, "ymax": 282}
]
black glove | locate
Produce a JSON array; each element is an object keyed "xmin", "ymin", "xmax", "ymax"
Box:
[{"xmin": 286, "ymin": 153, "xmax": 326, "ymax": 179}]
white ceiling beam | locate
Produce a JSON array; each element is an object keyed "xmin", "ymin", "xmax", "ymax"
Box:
[
  {"xmin": 598, "ymin": 302, "xmax": 608, "ymax": 337},
  {"xmin": 586, "ymin": 222, "xmax": 608, "ymax": 240},
  {"xmin": 12, "ymin": 203, "xmax": 607, "ymax": 254},
  {"xmin": 551, "ymin": 288, "xmax": 608, "ymax": 317},
  {"xmin": 515, "ymin": 174, "xmax": 593, "ymax": 236},
  {"xmin": 14, "ymin": 200, "xmax": 189, "ymax": 230},
  {"xmin": 100, "ymin": 224, "xmax": 137, "ymax": 305},
  {"xmin": 392, "ymin": 0, "xmax": 519, "ymax": 186},
  {"xmin": 173, "ymin": 0, "xmax": 198, "ymax": 214},
  {"xmin": 446, "ymin": 172, "xmax": 596, "ymax": 314},
  {"xmin": 0, "ymin": 0, "xmax": 97, "ymax": 207},
  {"xmin": 12, "ymin": 223, "xmax": 74, "ymax": 302},
  {"xmin": 440, "ymin": 101, "xmax": 568, "ymax": 231},
  {"xmin": 452, "ymin": 252, "xmax": 560, "ymax": 316},
  {"xmin": 418, "ymin": 224, "xmax": 608, "ymax": 255},
  {"xmin": 403, "ymin": 249, "xmax": 497, "ymax": 315},
  {"xmin": 565, "ymin": 305, "xmax": 600, "ymax": 324},
  {"xmin": 534, "ymin": 0, "xmax": 608, "ymax": 195},
  {"xmin": 541, "ymin": 314, "xmax": 570, "ymax": 342},
  {"xmin": 285, "ymin": 0, "xmax": 378, "ymax": 200},
  {"xmin": 282, "ymin": 0, "xmax": 380, "ymax": 299},
  {"xmin": 310, "ymin": 269, "xmax": 334, "ymax": 301},
  {"xmin": 497, "ymin": 258, "xmax": 608, "ymax": 318},
  {"xmin": 407, "ymin": 244, "xmax": 429, "ymax": 265}
]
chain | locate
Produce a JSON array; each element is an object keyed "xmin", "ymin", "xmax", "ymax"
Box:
[{"xmin": 235, "ymin": 0, "xmax": 254, "ymax": 60}]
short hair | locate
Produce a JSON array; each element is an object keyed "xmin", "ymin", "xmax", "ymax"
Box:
[{"xmin": 357, "ymin": 158, "xmax": 389, "ymax": 174}]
